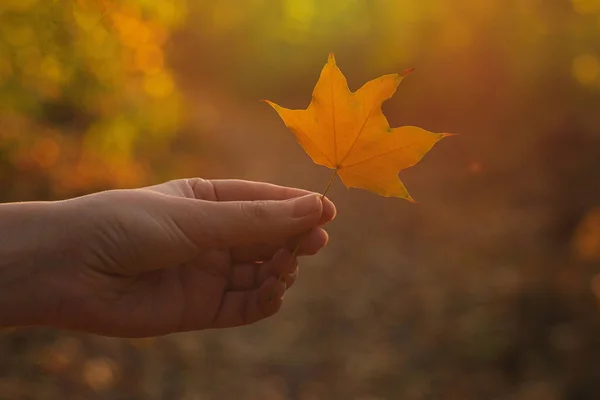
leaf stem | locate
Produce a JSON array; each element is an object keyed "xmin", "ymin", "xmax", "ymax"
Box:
[
  {"xmin": 321, "ymin": 168, "xmax": 338, "ymax": 199},
  {"xmin": 267, "ymin": 169, "xmax": 338, "ymax": 301}
]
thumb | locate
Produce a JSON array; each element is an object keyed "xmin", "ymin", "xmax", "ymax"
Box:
[{"xmin": 180, "ymin": 194, "xmax": 324, "ymax": 248}]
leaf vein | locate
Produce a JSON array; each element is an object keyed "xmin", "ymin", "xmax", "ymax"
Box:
[{"xmin": 340, "ymin": 143, "xmax": 414, "ymax": 169}]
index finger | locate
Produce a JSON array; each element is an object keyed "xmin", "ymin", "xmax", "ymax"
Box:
[
  {"xmin": 197, "ymin": 179, "xmax": 336, "ymax": 224},
  {"xmin": 210, "ymin": 179, "xmax": 313, "ymax": 201}
]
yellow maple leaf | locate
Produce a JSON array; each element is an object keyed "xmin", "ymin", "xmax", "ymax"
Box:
[{"xmin": 265, "ymin": 53, "xmax": 452, "ymax": 201}]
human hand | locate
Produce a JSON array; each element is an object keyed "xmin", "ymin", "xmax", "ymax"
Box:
[{"xmin": 0, "ymin": 179, "xmax": 335, "ymax": 337}]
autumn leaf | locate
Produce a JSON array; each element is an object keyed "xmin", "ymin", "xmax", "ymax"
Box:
[{"xmin": 265, "ymin": 53, "xmax": 452, "ymax": 201}]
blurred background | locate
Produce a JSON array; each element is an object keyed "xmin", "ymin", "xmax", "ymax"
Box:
[{"xmin": 2, "ymin": 0, "xmax": 600, "ymax": 398}]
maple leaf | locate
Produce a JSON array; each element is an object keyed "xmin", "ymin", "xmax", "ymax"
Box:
[{"xmin": 265, "ymin": 53, "xmax": 452, "ymax": 201}]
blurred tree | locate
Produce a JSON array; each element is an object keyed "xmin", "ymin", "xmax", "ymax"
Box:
[{"xmin": 0, "ymin": 0, "xmax": 187, "ymax": 201}]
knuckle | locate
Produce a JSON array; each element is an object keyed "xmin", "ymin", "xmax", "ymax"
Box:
[
  {"xmin": 242, "ymin": 200, "xmax": 271, "ymax": 221},
  {"xmin": 187, "ymin": 178, "xmax": 214, "ymax": 199}
]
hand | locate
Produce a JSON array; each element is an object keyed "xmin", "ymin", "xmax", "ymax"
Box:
[{"xmin": 1, "ymin": 179, "xmax": 335, "ymax": 337}]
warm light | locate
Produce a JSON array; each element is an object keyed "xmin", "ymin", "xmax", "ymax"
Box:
[
  {"xmin": 135, "ymin": 45, "xmax": 164, "ymax": 74},
  {"xmin": 0, "ymin": 58, "xmax": 13, "ymax": 84},
  {"xmin": 468, "ymin": 161, "xmax": 483, "ymax": 174},
  {"xmin": 442, "ymin": 21, "xmax": 472, "ymax": 50},
  {"xmin": 143, "ymin": 70, "xmax": 174, "ymax": 98},
  {"xmin": 572, "ymin": 53, "xmax": 600, "ymax": 85},
  {"xmin": 573, "ymin": 207, "xmax": 600, "ymax": 261},
  {"xmin": 3, "ymin": 24, "xmax": 35, "ymax": 47},
  {"xmin": 83, "ymin": 357, "xmax": 119, "ymax": 391},
  {"xmin": 572, "ymin": 0, "xmax": 600, "ymax": 14},
  {"xmin": 30, "ymin": 137, "xmax": 60, "ymax": 169},
  {"xmin": 40, "ymin": 56, "xmax": 63, "ymax": 82},
  {"xmin": 212, "ymin": 0, "xmax": 246, "ymax": 31},
  {"xmin": 283, "ymin": 0, "xmax": 316, "ymax": 25}
]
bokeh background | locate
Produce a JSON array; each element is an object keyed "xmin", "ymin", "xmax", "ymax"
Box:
[{"xmin": 2, "ymin": 0, "xmax": 600, "ymax": 398}]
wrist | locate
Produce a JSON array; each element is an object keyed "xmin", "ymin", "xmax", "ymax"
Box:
[{"xmin": 0, "ymin": 201, "xmax": 66, "ymax": 328}]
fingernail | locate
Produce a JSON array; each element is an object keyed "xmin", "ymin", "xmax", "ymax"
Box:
[
  {"xmin": 289, "ymin": 264, "xmax": 298, "ymax": 277},
  {"xmin": 323, "ymin": 197, "xmax": 337, "ymax": 221},
  {"xmin": 292, "ymin": 194, "xmax": 320, "ymax": 218},
  {"xmin": 266, "ymin": 280, "xmax": 286, "ymax": 302}
]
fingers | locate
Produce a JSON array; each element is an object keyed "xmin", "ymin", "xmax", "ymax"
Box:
[
  {"xmin": 208, "ymin": 250, "xmax": 302, "ymax": 329},
  {"xmin": 257, "ymin": 249, "xmax": 299, "ymax": 289},
  {"xmin": 229, "ymin": 249, "xmax": 298, "ymax": 291},
  {"xmin": 189, "ymin": 179, "xmax": 336, "ymax": 224},
  {"xmin": 142, "ymin": 178, "xmax": 336, "ymax": 224},
  {"xmin": 212, "ymin": 180, "xmax": 336, "ymax": 226},
  {"xmin": 230, "ymin": 227, "xmax": 329, "ymax": 263},
  {"xmin": 198, "ymin": 179, "xmax": 314, "ymax": 201},
  {"xmin": 178, "ymin": 194, "xmax": 326, "ymax": 248},
  {"xmin": 211, "ymin": 277, "xmax": 286, "ymax": 329}
]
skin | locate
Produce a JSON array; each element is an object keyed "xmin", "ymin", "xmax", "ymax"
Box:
[{"xmin": 0, "ymin": 178, "xmax": 336, "ymax": 338}]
